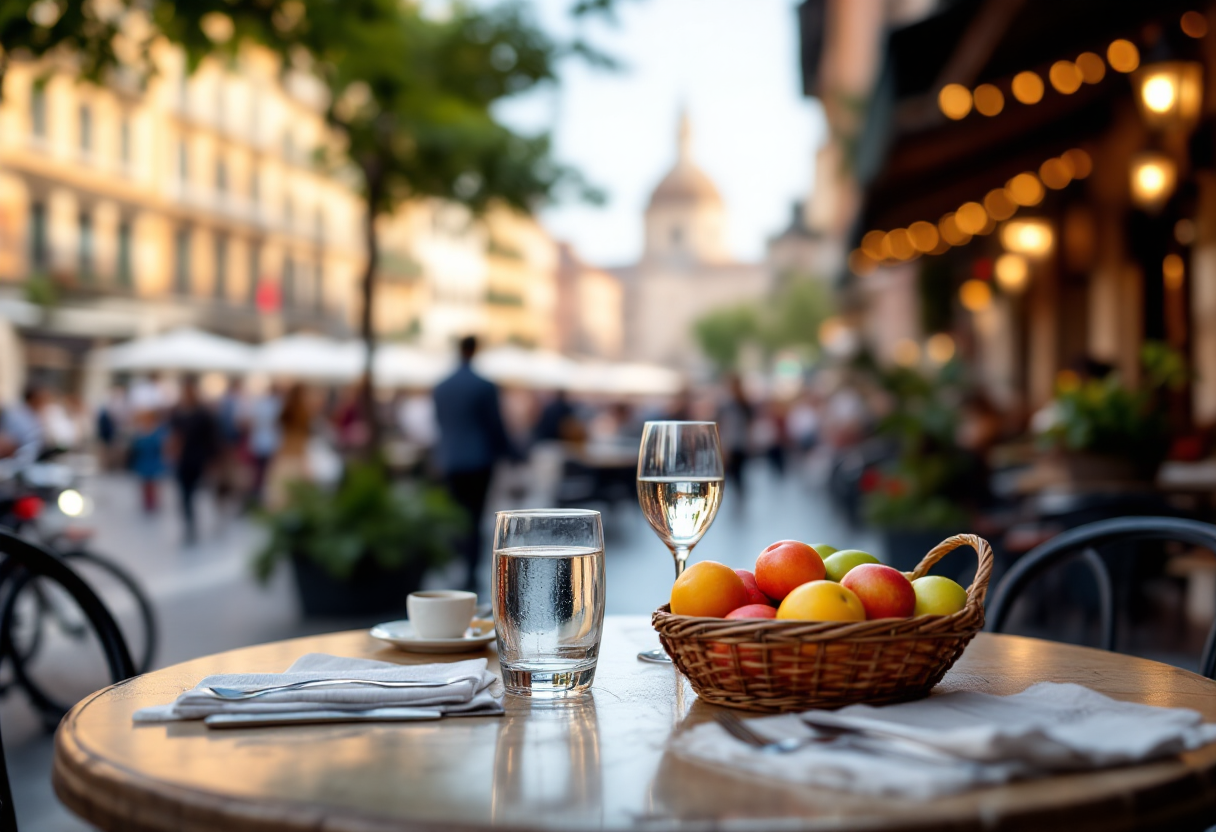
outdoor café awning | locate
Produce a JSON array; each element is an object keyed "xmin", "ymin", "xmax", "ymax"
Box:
[
  {"xmin": 254, "ymin": 334, "xmax": 365, "ymax": 382},
  {"xmin": 100, "ymin": 328, "xmax": 255, "ymax": 374}
]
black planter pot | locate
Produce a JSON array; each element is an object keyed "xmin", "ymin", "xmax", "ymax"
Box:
[{"xmin": 290, "ymin": 552, "xmax": 427, "ymax": 618}]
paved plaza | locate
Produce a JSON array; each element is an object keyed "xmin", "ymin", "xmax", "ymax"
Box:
[{"xmin": 4, "ymin": 457, "xmax": 875, "ymax": 830}]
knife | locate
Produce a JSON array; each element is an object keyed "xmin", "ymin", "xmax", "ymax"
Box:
[{"xmin": 204, "ymin": 708, "xmax": 443, "ymax": 729}]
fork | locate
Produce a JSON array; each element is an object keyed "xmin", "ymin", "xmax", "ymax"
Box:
[
  {"xmin": 713, "ymin": 710, "xmax": 963, "ymax": 763},
  {"xmin": 714, "ymin": 710, "xmax": 827, "ymax": 754},
  {"xmin": 203, "ymin": 677, "xmax": 466, "ymax": 701}
]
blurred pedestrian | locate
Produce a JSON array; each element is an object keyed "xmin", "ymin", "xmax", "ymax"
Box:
[
  {"xmin": 214, "ymin": 378, "xmax": 247, "ymax": 515},
  {"xmin": 246, "ymin": 384, "xmax": 282, "ymax": 508},
  {"xmin": 128, "ymin": 409, "xmax": 166, "ymax": 513},
  {"xmin": 433, "ymin": 336, "xmax": 514, "ymax": 592},
  {"xmin": 0, "ymin": 386, "xmax": 46, "ymax": 465},
  {"xmin": 97, "ymin": 386, "xmax": 127, "ymax": 470},
  {"xmin": 717, "ymin": 374, "xmax": 753, "ymax": 508},
  {"xmin": 168, "ymin": 376, "xmax": 219, "ymax": 545},
  {"xmin": 265, "ymin": 383, "xmax": 318, "ymax": 510}
]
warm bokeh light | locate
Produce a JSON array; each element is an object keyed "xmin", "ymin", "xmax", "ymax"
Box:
[
  {"xmin": 955, "ymin": 201, "xmax": 988, "ymax": 235},
  {"xmin": 1039, "ymin": 158, "xmax": 1072, "ymax": 190},
  {"xmin": 925, "ymin": 333, "xmax": 956, "ymax": 364},
  {"xmin": 1001, "ymin": 219, "xmax": 1054, "ymax": 257},
  {"xmin": 818, "ymin": 317, "xmax": 848, "ymax": 349},
  {"xmin": 1130, "ymin": 152, "xmax": 1177, "ymax": 209},
  {"xmin": 893, "ymin": 338, "xmax": 921, "ymax": 367},
  {"xmin": 983, "ymin": 188, "xmax": 1017, "ymax": 221},
  {"xmin": 973, "ymin": 84, "xmax": 1005, "ymax": 116},
  {"xmin": 1076, "ymin": 52, "xmax": 1107, "ymax": 84},
  {"xmin": 938, "ymin": 83, "xmax": 973, "ymax": 120},
  {"xmin": 977, "ymin": 213, "xmax": 997, "ymax": 236},
  {"xmin": 959, "ymin": 279, "xmax": 993, "ymax": 312},
  {"xmin": 1176, "ymin": 218, "xmax": 1197, "ymax": 245},
  {"xmin": 1163, "ymin": 253, "xmax": 1185, "ymax": 289},
  {"xmin": 1135, "ymin": 61, "xmax": 1203, "ymax": 128},
  {"xmin": 908, "ymin": 220, "xmax": 940, "ymax": 252},
  {"xmin": 1181, "ymin": 11, "xmax": 1209, "ymax": 38},
  {"xmin": 994, "ymin": 253, "xmax": 1030, "ymax": 292},
  {"xmin": 1049, "ymin": 61, "xmax": 1083, "ymax": 94},
  {"xmin": 938, "ymin": 213, "xmax": 971, "ymax": 247},
  {"xmin": 861, "ymin": 229, "xmax": 887, "ymax": 260},
  {"xmin": 1107, "ymin": 39, "xmax": 1140, "ymax": 73},
  {"xmin": 1142, "ymin": 73, "xmax": 1178, "ymax": 113},
  {"xmin": 1011, "ymin": 71, "xmax": 1045, "ymax": 104},
  {"xmin": 885, "ymin": 228, "xmax": 916, "ymax": 260},
  {"xmin": 1062, "ymin": 148, "xmax": 1093, "ymax": 179},
  {"xmin": 1006, "ymin": 172, "xmax": 1045, "ymax": 206},
  {"xmin": 848, "ymin": 249, "xmax": 878, "ymax": 276}
]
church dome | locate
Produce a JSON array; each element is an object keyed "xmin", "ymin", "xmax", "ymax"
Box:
[{"xmin": 645, "ymin": 111, "xmax": 722, "ymax": 211}]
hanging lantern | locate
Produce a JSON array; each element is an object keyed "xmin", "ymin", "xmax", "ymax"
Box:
[
  {"xmin": 1134, "ymin": 61, "xmax": 1203, "ymax": 130},
  {"xmin": 1000, "ymin": 219, "xmax": 1054, "ymax": 258},
  {"xmin": 1129, "ymin": 151, "xmax": 1178, "ymax": 210}
]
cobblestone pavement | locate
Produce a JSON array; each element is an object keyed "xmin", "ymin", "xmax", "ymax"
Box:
[{"xmin": 5, "ymin": 456, "xmax": 872, "ymax": 830}]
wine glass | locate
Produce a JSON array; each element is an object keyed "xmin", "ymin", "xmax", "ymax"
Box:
[{"xmin": 635, "ymin": 421, "xmax": 725, "ymax": 663}]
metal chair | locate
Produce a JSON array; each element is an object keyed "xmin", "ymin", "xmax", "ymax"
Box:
[
  {"xmin": 986, "ymin": 516, "xmax": 1216, "ymax": 679},
  {"xmin": 0, "ymin": 527, "xmax": 137, "ymax": 832}
]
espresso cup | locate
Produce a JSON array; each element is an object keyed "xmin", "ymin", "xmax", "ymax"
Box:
[{"xmin": 407, "ymin": 590, "xmax": 477, "ymax": 639}]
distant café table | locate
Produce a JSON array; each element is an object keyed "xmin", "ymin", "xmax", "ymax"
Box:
[{"xmin": 54, "ymin": 618, "xmax": 1216, "ymax": 832}]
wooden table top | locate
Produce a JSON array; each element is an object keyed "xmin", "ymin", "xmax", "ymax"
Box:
[{"xmin": 53, "ymin": 617, "xmax": 1216, "ymax": 832}]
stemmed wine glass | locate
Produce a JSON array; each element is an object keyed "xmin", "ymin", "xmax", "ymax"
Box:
[{"xmin": 635, "ymin": 421, "xmax": 725, "ymax": 663}]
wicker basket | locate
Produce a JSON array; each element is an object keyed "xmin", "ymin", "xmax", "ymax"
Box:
[{"xmin": 651, "ymin": 534, "xmax": 993, "ymax": 713}]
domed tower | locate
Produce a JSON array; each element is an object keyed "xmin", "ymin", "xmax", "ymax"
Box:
[{"xmin": 643, "ymin": 110, "xmax": 730, "ymax": 267}]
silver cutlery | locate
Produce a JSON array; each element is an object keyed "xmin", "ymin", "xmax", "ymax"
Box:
[
  {"xmin": 713, "ymin": 709, "xmax": 964, "ymax": 763},
  {"xmin": 204, "ymin": 708, "xmax": 444, "ymax": 728},
  {"xmin": 204, "ymin": 677, "xmax": 465, "ymax": 701}
]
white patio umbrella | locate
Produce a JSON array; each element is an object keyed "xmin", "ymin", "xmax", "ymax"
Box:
[
  {"xmin": 101, "ymin": 328, "xmax": 255, "ymax": 374},
  {"xmin": 374, "ymin": 343, "xmax": 452, "ymax": 388},
  {"xmin": 254, "ymin": 334, "xmax": 365, "ymax": 382},
  {"xmin": 473, "ymin": 345, "xmax": 577, "ymax": 389},
  {"xmin": 568, "ymin": 361, "xmax": 684, "ymax": 396}
]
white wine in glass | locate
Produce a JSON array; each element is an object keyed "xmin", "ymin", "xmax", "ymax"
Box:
[{"xmin": 636, "ymin": 421, "xmax": 725, "ymax": 663}]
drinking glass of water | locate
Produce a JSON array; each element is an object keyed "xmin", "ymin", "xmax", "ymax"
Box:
[{"xmin": 492, "ymin": 509, "xmax": 606, "ymax": 698}]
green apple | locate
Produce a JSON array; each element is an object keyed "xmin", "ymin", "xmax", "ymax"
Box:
[
  {"xmin": 911, "ymin": 576, "xmax": 968, "ymax": 616},
  {"xmin": 810, "ymin": 543, "xmax": 839, "ymax": 560},
  {"xmin": 822, "ymin": 549, "xmax": 879, "ymax": 582}
]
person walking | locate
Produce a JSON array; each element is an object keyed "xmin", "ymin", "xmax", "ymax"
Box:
[
  {"xmin": 128, "ymin": 409, "xmax": 167, "ymax": 513},
  {"xmin": 264, "ymin": 383, "xmax": 317, "ymax": 511},
  {"xmin": 168, "ymin": 376, "xmax": 219, "ymax": 546},
  {"xmin": 246, "ymin": 385, "xmax": 282, "ymax": 508},
  {"xmin": 433, "ymin": 336, "xmax": 514, "ymax": 593}
]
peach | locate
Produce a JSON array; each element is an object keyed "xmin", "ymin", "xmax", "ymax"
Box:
[
  {"xmin": 670, "ymin": 561, "xmax": 750, "ymax": 617},
  {"xmin": 755, "ymin": 540, "xmax": 825, "ymax": 601},
  {"xmin": 734, "ymin": 569, "xmax": 773, "ymax": 607},
  {"xmin": 776, "ymin": 580, "xmax": 865, "ymax": 622},
  {"xmin": 841, "ymin": 564, "xmax": 915, "ymax": 619},
  {"xmin": 725, "ymin": 603, "xmax": 777, "ymax": 620}
]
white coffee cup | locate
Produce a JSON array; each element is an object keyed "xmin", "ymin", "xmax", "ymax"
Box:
[{"xmin": 407, "ymin": 590, "xmax": 477, "ymax": 639}]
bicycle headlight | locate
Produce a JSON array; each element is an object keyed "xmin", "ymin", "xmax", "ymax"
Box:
[{"xmin": 58, "ymin": 489, "xmax": 86, "ymax": 517}]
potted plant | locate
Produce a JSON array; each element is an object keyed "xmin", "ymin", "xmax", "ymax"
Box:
[
  {"xmin": 253, "ymin": 463, "xmax": 466, "ymax": 617},
  {"xmin": 1037, "ymin": 342, "xmax": 1186, "ymax": 483}
]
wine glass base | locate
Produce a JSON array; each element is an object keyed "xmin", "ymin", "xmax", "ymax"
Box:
[{"xmin": 636, "ymin": 648, "xmax": 673, "ymax": 664}]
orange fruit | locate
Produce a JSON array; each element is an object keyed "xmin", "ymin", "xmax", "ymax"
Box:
[
  {"xmin": 670, "ymin": 561, "xmax": 750, "ymax": 617},
  {"xmin": 755, "ymin": 540, "xmax": 826, "ymax": 601},
  {"xmin": 776, "ymin": 580, "xmax": 865, "ymax": 622}
]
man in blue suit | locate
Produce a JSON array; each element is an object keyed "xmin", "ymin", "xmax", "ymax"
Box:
[{"xmin": 433, "ymin": 336, "xmax": 513, "ymax": 592}]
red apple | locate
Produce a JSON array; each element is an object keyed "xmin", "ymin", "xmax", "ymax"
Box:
[
  {"xmin": 755, "ymin": 540, "xmax": 825, "ymax": 601},
  {"xmin": 734, "ymin": 569, "xmax": 773, "ymax": 607},
  {"xmin": 840, "ymin": 563, "xmax": 916, "ymax": 619},
  {"xmin": 725, "ymin": 604, "xmax": 778, "ymax": 620}
]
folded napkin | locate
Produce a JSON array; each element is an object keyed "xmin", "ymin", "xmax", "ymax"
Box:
[
  {"xmin": 673, "ymin": 682, "xmax": 1216, "ymax": 799},
  {"xmin": 134, "ymin": 654, "xmax": 503, "ymax": 723}
]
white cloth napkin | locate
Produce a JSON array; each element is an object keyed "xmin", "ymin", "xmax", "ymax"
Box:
[
  {"xmin": 673, "ymin": 682, "xmax": 1216, "ymax": 799},
  {"xmin": 133, "ymin": 654, "xmax": 503, "ymax": 722}
]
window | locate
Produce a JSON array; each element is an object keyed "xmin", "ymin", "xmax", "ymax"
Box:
[
  {"xmin": 248, "ymin": 243, "xmax": 261, "ymax": 305},
  {"xmin": 174, "ymin": 228, "xmax": 191, "ymax": 293},
  {"xmin": 214, "ymin": 235, "xmax": 228, "ymax": 299},
  {"xmin": 178, "ymin": 140, "xmax": 189, "ymax": 182},
  {"xmin": 79, "ymin": 104, "xmax": 92, "ymax": 154},
  {"xmin": 282, "ymin": 255, "xmax": 295, "ymax": 307},
  {"xmin": 116, "ymin": 221, "xmax": 132, "ymax": 287},
  {"xmin": 78, "ymin": 213, "xmax": 94, "ymax": 282},
  {"xmin": 216, "ymin": 158, "xmax": 227, "ymax": 194},
  {"xmin": 119, "ymin": 117, "xmax": 131, "ymax": 166},
  {"xmin": 30, "ymin": 82, "xmax": 46, "ymax": 138},
  {"xmin": 29, "ymin": 201, "xmax": 48, "ymax": 271}
]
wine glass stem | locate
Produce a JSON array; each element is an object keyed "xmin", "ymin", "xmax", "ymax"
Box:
[{"xmin": 672, "ymin": 546, "xmax": 691, "ymax": 578}]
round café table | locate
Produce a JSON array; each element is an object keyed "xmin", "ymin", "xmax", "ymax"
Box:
[{"xmin": 53, "ymin": 616, "xmax": 1216, "ymax": 832}]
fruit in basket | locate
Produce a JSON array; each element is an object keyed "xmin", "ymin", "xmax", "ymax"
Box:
[
  {"xmin": 822, "ymin": 549, "xmax": 880, "ymax": 582},
  {"xmin": 734, "ymin": 569, "xmax": 773, "ymax": 607},
  {"xmin": 670, "ymin": 561, "xmax": 750, "ymax": 617},
  {"xmin": 775, "ymin": 580, "xmax": 865, "ymax": 622},
  {"xmin": 840, "ymin": 564, "xmax": 916, "ymax": 619},
  {"xmin": 755, "ymin": 541, "xmax": 826, "ymax": 601},
  {"xmin": 911, "ymin": 576, "xmax": 968, "ymax": 616},
  {"xmin": 725, "ymin": 604, "xmax": 778, "ymax": 620}
]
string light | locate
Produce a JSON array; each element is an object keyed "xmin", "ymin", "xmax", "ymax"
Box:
[
  {"xmin": 1076, "ymin": 52, "xmax": 1106, "ymax": 84},
  {"xmin": 1039, "ymin": 157, "xmax": 1072, "ymax": 190},
  {"xmin": 960, "ymin": 280, "xmax": 993, "ymax": 312},
  {"xmin": 1011, "ymin": 71, "xmax": 1045, "ymax": 104},
  {"xmin": 1181, "ymin": 11, "xmax": 1208, "ymax": 39},
  {"xmin": 955, "ymin": 202, "xmax": 988, "ymax": 235},
  {"xmin": 938, "ymin": 213, "xmax": 971, "ymax": 247},
  {"xmin": 983, "ymin": 188, "xmax": 1017, "ymax": 221},
  {"xmin": 995, "ymin": 253, "xmax": 1030, "ymax": 292},
  {"xmin": 1049, "ymin": 61, "xmax": 1083, "ymax": 94},
  {"xmin": 938, "ymin": 84, "xmax": 973, "ymax": 120},
  {"xmin": 974, "ymin": 84, "xmax": 1004, "ymax": 116},
  {"xmin": 1107, "ymin": 39, "xmax": 1140, "ymax": 73},
  {"xmin": 908, "ymin": 221, "xmax": 940, "ymax": 252},
  {"xmin": 1007, "ymin": 172, "xmax": 1045, "ymax": 206}
]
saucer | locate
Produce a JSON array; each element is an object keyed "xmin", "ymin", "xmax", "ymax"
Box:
[{"xmin": 370, "ymin": 618, "xmax": 497, "ymax": 653}]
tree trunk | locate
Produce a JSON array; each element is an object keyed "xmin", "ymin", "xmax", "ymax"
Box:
[{"xmin": 360, "ymin": 175, "xmax": 383, "ymax": 459}]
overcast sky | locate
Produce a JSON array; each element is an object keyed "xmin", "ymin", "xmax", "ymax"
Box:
[{"xmin": 489, "ymin": 0, "xmax": 826, "ymax": 267}]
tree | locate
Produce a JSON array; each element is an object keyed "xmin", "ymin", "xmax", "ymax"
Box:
[{"xmin": 1, "ymin": 0, "xmax": 607, "ymax": 451}]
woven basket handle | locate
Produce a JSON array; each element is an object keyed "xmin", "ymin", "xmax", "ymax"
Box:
[{"xmin": 908, "ymin": 533, "xmax": 994, "ymax": 612}]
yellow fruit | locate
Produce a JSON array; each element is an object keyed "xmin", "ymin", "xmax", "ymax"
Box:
[
  {"xmin": 776, "ymin": 580, "xmax": 865, "ymax": 622},
  {"xmin": 670, "ymin": 561, "xmax": 750, "ymax": 617}
]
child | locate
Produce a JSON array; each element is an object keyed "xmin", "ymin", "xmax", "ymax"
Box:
[{"xmin": 128, "ymin": 409, "xmax": 166, "ymax": 513}]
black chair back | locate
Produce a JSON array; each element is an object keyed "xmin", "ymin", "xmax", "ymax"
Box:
[
  {"xmin": 986, "ymin": 516, "xmax": 1216, "ymax": 679},
  {"xmin": 0, "ymin": 528, "xmax": 137, "ymax": 832}
]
